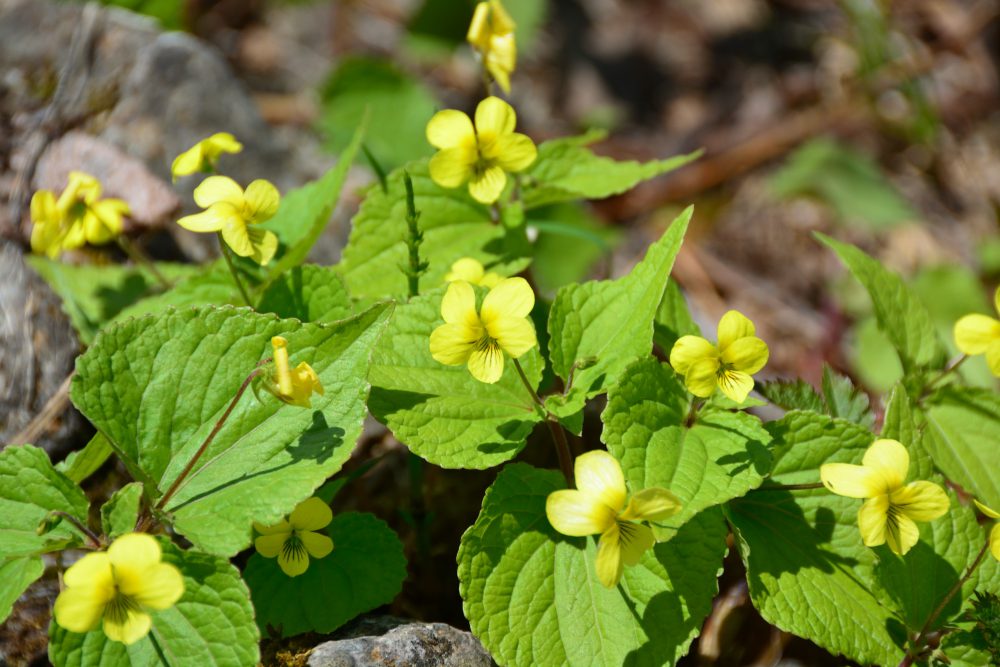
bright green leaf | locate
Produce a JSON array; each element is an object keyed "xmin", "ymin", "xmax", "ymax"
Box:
[
  {"xmin": 0, "ymin": 556, "xmax": 44, "ymax": 624},
  {"xmin": 756, "ymin": 378, "xmax": 825, "ymax": 414},
  {"xmin": 821, "ymin": 365, "xmax": 876, "ymax": 428},
  {"xmin": 70, "ymin": 304, "xmax": 392, "ymax": 556},
  {"xmin": 653, "ymin": 278, "xmax": 699, "ymax": 353},
  {"xmin": 244, "ymin": 512, "xmax": 406, "ymax": 637},
  {"xmin": 49, "ymin": 538, "xmax": 259, "ymax": 667},
  {"xmin": 0, "ymin": 445, "xmax": 90, "ymax": 559},
  {"xmin": 528, "ymin": 203, "xmax": 620, "ymax": 296},
  {"xmin": 57, "ymin": 433, "xmax": 113, "ymax": 484},
  {"xmin": 110, "ymin": 263, "xmax": 239, "ymax": 325},
  {"xmin": 548, "ymin": 207, "xmax": 690, "ymax": 411},
  {"xmin": 100, "ymin": 483, "xmax": 143, "ymax": 540},
  {"xmin": 367, "ymin": 287, "xmax": 544, "ymax": 469},
  {"xmin": 458, "ymin": 463, "xmax": 727, "ymax": 667},
  {"xmin": 257, "ymin": 265, "xmax": 353, "ymax": 323}
]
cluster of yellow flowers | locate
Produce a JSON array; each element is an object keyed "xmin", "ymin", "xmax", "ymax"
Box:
[{"xmin": 30, "ymin": 172, "xmax": 130, "ymax": 258}]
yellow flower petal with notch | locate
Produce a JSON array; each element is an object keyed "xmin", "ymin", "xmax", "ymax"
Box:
[
  {"xmin": 545, "ymin": 451, "xmax": 681, "ymax": 587},
  {"xmin": 430, "ymin": 277, "xmax": 537, "ymax": 383},
  {"xmin": 253, "ymin": 497, "xmax": 334, "ymax": 577},
  {"xmin": 426, "ymin": 97, "xmax": 537, "ymax": 204},
  {"xmin": 52, "ymin": 533, "xmax": 183, "ymax": 645},
  {"xmin": 171, "ymin": 132, "xmax": 243, "ymax": 181},
  {"xmin": 467, "ymin": 0, "xmax": 517, "ymax": 93},
  {"xmin": 954, "ymin": 287, "xmax": 1000, "ymax": 376},
  {"xmin": 177, "ymin": 176, "xmax": 280, "ymax": 265},
  {"xmin": 821, "ymin": 439, "xmax": 949, "ymax": 555},
  {"xmin": 668, "ymin": 309, "xmax": 769, "ymax": 403}
]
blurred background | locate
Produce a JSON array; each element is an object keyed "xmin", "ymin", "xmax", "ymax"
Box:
[{"xmin": 2, "ymin": 0, "xmax": 999, "ymax": 665}]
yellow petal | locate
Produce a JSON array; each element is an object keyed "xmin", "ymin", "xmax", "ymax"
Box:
[
  {"xmin": 31, "ymin": 190, "xmax": 58, "ymax": 225},
  {"xmin": 858, "ymin": 494, "xmax": 889, "ymax": 547},
  {"xmin": 487, "ymin": 57, "xmax": 512, "ymax": 95},
  {"xmin": 684, "ymin": 357, "xmax": 721, "ymax": 398},
  {"xmin": 487, "ymin": 0, "xmax": 515, "ymax": 32},
  {"xmin": 221, "ymin": 219, "xmax": 253, "ymax": 258},
  {"xmin": 430, "ymin": 323, "xmax": 479, "ymax": 365},
  {"xmin": 891, "ymin": 481, "xmax": 949, "ymax": 522},
  {"xmin": 990, "ymin": 523, "xmax": 1000, "ymax": 562},
  {"xmin": 975, "ymin": 499, "xmax": 1000, "ymax": 520},
  {"xmin": 429, "ymin": 147, "xmax": 477, "ymax": 190},
  {"xmin": 246, "ymin": 227, "xmax": 278, "ymax": 266},
  {"xmin": 573, "ymin": 450, "xmax": 627, "ymax": 514},
  {"xmin": 290, "ymin": 362, "xmax": 324, "ymax": 407},
  {"xmin": 440, "ymin": 280, "xmax": 477, "ymax": 324},
  {"xmin": 254, "ymin": 517, "xmax": 291, "ymax": 535},
  {"xmin": 53, "ymin": 586, "xmax": 107, "ymax": 633},
  {"xmin": 193, "ymin": 176, "xmax": 244, "ymax": 209},
  {"xmin": 481, "ymin": 277, "xmax": 534, "ymax": 320},
  {"xmin": 205, "ymin": 132, "xmax": 242, "ymax": 155},
  {"xmin": 176, "ymin": 204, "xmax": 236, "ymax": 233},
  {"xmin": 88, "ymin": 199, "xmax": 128, "ymax": 239},
  {"xmin": 277, "ymin": 541, "xmax": 310, "ymax": 577},
  {"xmin": 821, "ymin": 462, "xmax": 884, "ymax": 499},
  {"xmin": 595, "ymin": 526, "xmax": 623, "ymax": 588},
  {"xmin": 862, "ymin": 439, "xmax": 909, "ymax": 491},
  {"xmin": 446, "ymin": 258, "xmax": 486, "ymax": 284},
  {"xmin": 300, "ymin": 530, "xmax": 334, "ymax": 559},
  {"xmin": 107, "ymin": 533, "xmax": 162, "ymax": 572},
  {"xmin": 289, "ymin": 497, "xmax": 333, "ymax": 531},
  {"xmin": 619, "ymin": 488, "xmax": 682, "ymax": 522},
  {"xmin": 427, "ymin": 110, "xmax": 476, "ymax": 150},
  {"xmin": 885, "ymin": 512, "xmax": 920, "ymax": 556},
  {"xmin": 987, "ymin": 340, "xmax": 1000, "ymax": 377},
  {"xmin": 255, "ymin": 533, "xmax": 287, "ymax": 558},
  {"xmin": 716, "ymin": 310, "xmax": 756, "ymax": 350},
  {"xmin": 244, "ymin": 179, "xmax": 280, "ymax": 224},
  {"xmin": 717, "ymin": 369, "xmax": 755, "ymax": 404},
  {"xmin": 129, "ymin": 562, "xmax": 184, "ymax": 610},
  {"xmin": 466, "ymin": 2, "xmax": 491, "ymax": 51},
  {"xmin": 103, "ymin": 610, "xmax": 152, "ymax": 645},
  {"xmin": 271, "ymin": 336, "xmax": 293, "ymax": 397},
  {"xmin": 481, "ymin": 272, "xmax": 503, "ymax": 288},
  {"xmin": 171, "ymin": 145, "xmax": 205, "ymax": 179},
  {"xmin": 489, "ymin": 133, "xmax": 537, "ymax": 172},
  {"xmin": 468, "ymin": 165, "xmax": 507, "ymax": 204},
  {"xmin": 63, "ymin": 551, "xmax": 113, "ymax": 590},
  {"xmin": 488, "ymin": 316, "xmax": 536, "ymax": 358},
  {"xmin": 995, "ymin": 286, "xmax": 1000, "ymax": 316},
  {"xmin": 474, "ymin": 96, "xmax": 517, "ymax": 141},
  {"xmin": 618, "ymin": 521, "xmax": 654, "ymax": 565},
  {"xmin": 669, "ymin": 336, "xmax": 717, "ymax": 376},
  {"xmin": 467, "ymin": 340, "xmax": 505, "ymax": 383},
  {"xmin": 720, "ymin": 336, "xmax": 769, "ymax": 375},
  {"xmin": 546, "ymin": 489, "xmax": 617, "ymax": 536},
  {"xmin": 954, "ymin": 314, "xmax": 1000, "ymax": 355}
]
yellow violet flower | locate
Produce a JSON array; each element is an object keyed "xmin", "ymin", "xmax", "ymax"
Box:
[
  {"xmin": 426, "ymin": 96, "xmax": 537, "ymax": 204},
  {"xmin": 445, "ymin": 257, "xmax": 502, "ymax": 288},
  {"xmin": 954, "ymin": 287, "xmax": 1000, "ymax": 376},
  {"xmin": 973, "ymin": 500, "xmax": 1000, "ymax": 562},
  {"xmin": 821, "ymin": 439, "xmax": 949, "ymax": 556},
  {"xmin": 52, "ymin": 533, "xmax": 184, "ymax": 645},
  {"xmin": 176, "ymin": 176, "xmax": 280, "ymax": 265},
  {"xmin": 30, "ymin": 171, "xmax": 129, "ymax": 258},
  {"xmin": 669, "ymin": 310, "xmax": 769, "ymax": 404},
  {"xmin": 171, "ymin": 132, "xmax": 243, "ymax": 181},
  {"xmin": 429, "ymin": 277, "xmax": 536, "ymax": 383},
  {"xmin": 254, "ymin": 497, "xmax": 334, "ymax": 577},
  {"xmin": 546, "ymin": 451, "xmax": 681, "ymax": 588},
  {"xmin": 467, "ymin": 0, "xmax": 517, "ymax": 94},
  {"xmin": 261, "ymin": 336, "xmax": 324, "ymax": 408}
]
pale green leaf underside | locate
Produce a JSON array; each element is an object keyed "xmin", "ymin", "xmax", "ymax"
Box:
[
  {"xmin": 459, "ymin": 463, "xmax": 727, "ymax": 667},
  {"xmin": 602, "ymin": 357, "xmax": 771, "ymax": 535},
  {"xmin": 49, "ymin": 539, "xmax": 259, "ymax": 667},
  {"xmin": 367, "ymin": 287, "xmax": 544, "ymax": 469},
  {"xmin": 0, "ymin": 444, "xmax": 90, "ymax": 560},
  {"xmin": 338, "ymin": 160, "xmax": 530, "ymax": 300},
  {"xmin": 244, "ymin": 512, "xmax": 406, "ymax": 637},
  {"xmin": 548, "ymin": 208, "xmax": 691, "ymax": 412},
  {"xmin": 71, "ymin": 304, "xmax": 391, "ymax": 556},
  {"xmin": 522, "ymin": 137, "xmax": 701, "ymax": 209}
]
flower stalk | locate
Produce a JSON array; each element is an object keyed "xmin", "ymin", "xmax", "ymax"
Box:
[
  {"xmin": 116, "ymin": 236, "xmax": 171, "ymax": 290},
  {"xmin": 513, "ymin": 357, "xmax": 573, "ymax": 486},
  {"xmin": 218, "ymin": 232, "xmax": 254, "ymax": 307}
]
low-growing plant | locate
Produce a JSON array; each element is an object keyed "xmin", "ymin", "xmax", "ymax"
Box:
[{"xmin": 5, "ymin": 2, "xmax": 999, "ymax": 666}]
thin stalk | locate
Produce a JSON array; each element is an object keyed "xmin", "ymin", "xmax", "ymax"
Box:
[
  {"xmin": 921, "ymin": 355, "xmax": 969, "ymax": 397},
  {"xmin": 49, "ymin": 511, "xmax": 101, "ymax": 548},
  {"xmin": 513, "ymin": 357, "xmax": 574, "ymax": 486},
  {"xmin": 898, "ymin": 539, "xmax": 991, "ymax": 667},
  {"xmin": 155, "ymin": 369, "xmax": 259, "ymax": 511},
  {"xmin": 117, "ymin": 237, "xmax": 171, "ymax": 289},
  {"xmin": 217, "ymin": 233, "xmax": 253, "ymax": 307}
]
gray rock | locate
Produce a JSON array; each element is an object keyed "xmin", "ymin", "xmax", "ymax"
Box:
[{"xmin": 307, "ymin": 618, "xmax": 496, "ymax": 667}]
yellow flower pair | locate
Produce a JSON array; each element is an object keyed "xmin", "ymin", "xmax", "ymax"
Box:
[
  {"xmin": 30, "ymin": 172, "xmax": 129, "ymax": 258},
  {"xmin": 426, "ymin": 96, "xmax": 537, "ymax": 204},
  {"xmin": 254, "ymin": 497, "xmax": 334, "ymax": 577},
  {"xmin": 546, "ymin": 451, "xmax": 681, "ymax": 587},
  {"xmin": 954, "ymin": 286, "xmax": 1000, "ymax": 376},
  {"xmin": 171, "ymin": 132, "xmax": 242, "ymax": 181},
  {"xmin": 53, "ymin": 533, "xmax": 184, "ymax": 645},
  {"xmin": 430, "ymin": 277, "xmax": 537, "ymax": 383},
  {"xmin": 821, "ymin": 439, "xmax": 949, "ymax": 555}
]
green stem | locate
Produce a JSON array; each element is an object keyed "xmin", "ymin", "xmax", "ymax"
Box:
[
  {"xmin": 155, "ymin": 368, "xmax": 259, "ymax": 511},
  {"xmin": 117, "ymin": 237, "xmax": 171, "ymax": 289},
  {"xmin": 402, "ymin": 171, "xmax": 427, "ymax": 298},
  {"xmin": 921, "ymin": 354, "xmax": 968, "ymax": 397},
  {"xmin": 899, "ymin": 539, "xmax": 991, "ymax": 666},
  {"xmin": 513, "ymin": 357, "xmax": 574, "ymax": 486},
  {"xmin": 217, "ymin": 233, "xmax": 253, "ymax": 307},
  {"xmin": 49, "ymin": 511, "xmax": 101, "ymax": 548}
]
